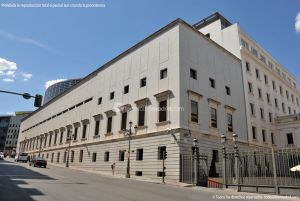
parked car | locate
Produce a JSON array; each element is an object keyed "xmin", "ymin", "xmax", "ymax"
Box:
[
  {"xmin": 15, "ymin": 153, "xmax": 29, "ymax": 162},
  {"xmin": 0, "ymin": 152, "xmax": 4, "ymax": 160},
  {"xmin": 29, "ymin": 156, "xmax": 47, "ymax": 168}
]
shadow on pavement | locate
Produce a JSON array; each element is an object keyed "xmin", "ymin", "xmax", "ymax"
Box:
[{"xmin": 0, "ymin": 160, "xmax": 56, "ymax": 201}]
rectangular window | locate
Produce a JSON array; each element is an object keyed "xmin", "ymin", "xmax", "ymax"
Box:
[
  {"xmin": 119, "ymin": 150, "xmax": 125, "ymax": 161},
  {"xmin": 245, "ymin": 61, "xmax": 250, "ymax": 72},
  {"xmin": 57, "ymin": 152, "xmax": 60, "ymax": 163},
  {"xmin": 110, "ymin": 92, "xmax": 114, "ymax": 100},
  {"xmin": 135, "ymin": 171, "xmax": 143, "ymax": 176},
  {"xmin": 94, "ymin": 120, "xmax": 100, "ymax": 136},
  {"xmin": 191, "ymin": 100, "xmax": 198, "ymax": 123},
  {"xmin": 264, "ymin": 74, "xmax": 268, "ymax": 85},
  {"xmin": 209, "ymin": 78, "xmax": 215, "ymax": 88},
  {"xmin": 291, "ymin": 94, "xmax": 294, "ymax": 103},
  {"xmin": 138, "ymin": 106, "xmax": 145, "ymax": 126},
  {"xmin": 82, "ymin": 124, "xmax": 87, "ymax": 139},
  {"xmin": 60, "ymin": 131, "xmax": 63, "ymax": 143},
  {"xmin": 104, "ymin": 151, "xmax": 110, "ymax": 162},
  {"xmin": 288, "ymin": 106, "xmax": 291, "ymax": 115},
  {"xmin": 279, "ymin": 86, "xmax": 283, "ymax": 95},
  {"xmin": 212, "ymin": 150, "xmax": 219, "ymax": 162},
  {"xmin": 269, "ymin": 112, "xmax": 272, "ymax": 123},
  {"xmin": 121, "ymin": 112, "xmax": 127, "ymax": 130},
  {"xmin": 250, "ymin": 103, "xmax": 255, "ymax": 115},
  {"xmin": 54, "ymin": 133, "xmax": 57, "ymax": 145},
  {"xmin": 136, "ymin": 148, "xmax": 143, "ymax": 161},
  {"xmin": 255, "ymin": 68, "xmax": 260, "ymax": 79},
  {"xmin": 225, "ymin": 86, "xmax": 231, "ymax": 95},
  {"xmin": 107, "ymin": 116, "xmax": 112, "ymax": 133},
  {"xmin": 227, "ymin": 113, "xmax": 233, "ymax": 132},
  {"xmin": 92, "ymin": 152, "xmax": 97, "ymax": 162},
  {"xmin": 210, "ymin": 108, "xmax": 217, "ymax": 128},
  {"xmin": 251, "ymin": 47, "xmax": 258, "ymax": 57},
  {"xmin": 252, "ymin": 126, "xmax": 257, "ymax": 140},
  {"xmin": 272, "ymin": 80, "xmax": 276, "ymax": 90},
  {"xmin": 262, "ymin": 130, "xmax": 266, "ymax": 142},
  {"xmin": 74, "ymin": 127, "xmax": 78, "ymax": 140},
  {"xmin": 71, "ymin": 150, "xmax": 74, "ymax": 163},
  {"xmin": 248, "ymin": 82, "xmax": 253, "ymax": 93},
  {"xmin": 286, "ymin": 90, "xmax": 289, "ymax": 100},
  {"xmin": 267, "ymin": 93, "xmax": 270, "ymax": 104},
  {"xmin": 271, "ymin": 133, "xmax": 275, "ymax": 145},
  {"xmin": 190, "ymin": 68, "xmax": 197, "ymax": 80},
  {"xmin": 287, "ymin": 133, "xmax": 294, "ymax": 145},
  {"xmin": 275, "ymin": 98, "xmax": 278, "ymax": 108},
  {"xmin": 258, "ymin": 88, "xmax": 262, "ymax": 99},
  {"xmin": 124, "ymin": 85, "xmax": 129, "ymax": 94},
  {"xmin": 140, "ymin": 77, "xmax": 147, "ymax": 87},
  {"xmin": 282, "ymin": 102, "xmax": 285, "ymax": 113},
  {"xmin": 98, "ymin": 97, "xmax": 102, "ymax": 105},
  {"xmin": 159, "ymin": 100, "xmax": 167, "ymax": 122},
  {"xmin": 160, "ymin": 68, "xmax": 167, "ymax": 79},
  {"xmin": 79, "ymin": 150, "xmax": 83, "ymax": 162},
  {"xmin": 260, "ymin": 108, "xmax": 264, "ymax": 119},
  {"xmin": 158, "ymin": 146, "xmax": 166, "ymax": 160},
  {"xmin": 63, "ymin": 151, "xmax": 67, "ymax": 163}
]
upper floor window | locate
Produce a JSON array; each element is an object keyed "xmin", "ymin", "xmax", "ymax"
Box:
[
  {"xmin": 227, "ymin": 113, "xmax": 233, "ymax": 132},
  {"xmin": 245, "ymin": 61, "xmax": 251, "ymax": 72},
  {"xmin": 107, "ymin": 116, "xmax": 113, "ymax": 133},
  {"xmin": 98, "ymin": 97, "xmax": 102, "ymax": 105},
  {"xmin": 252, "ymin": 126, "xmax": 257, "ymax": 140},
  {"xmin": 124, "ymin": 85, "xmax": 129, "ymax": 94},
  {"xmin": 260, "ymin": 54, "xmax": 266, "ymax": 63},
  {"xmin": 140, "ymin": 77, "xmax": 147, "ymax": 87},
  {"xmin": 82, "ymin": 124, "xmax": 87, "ymax": 139},
  {"xmin": 121, "ymin": 112, "xmax": 127, "ymax": 130},
  {"xmin": 272, "ymin": 80, "xmax": 276, "ymax": 90},
  {"xmin": 210, "ymin": 107, "xmax": 217, "ymax": 128},
  {"xmin": 286, "ymin": 90, "xmax": 289, "ymax": 100},
  {"xmin": 271, "ymin": 133, "xmax": 275, "ymax": 144},
  {"xmin": 251, "ymin": 47, "xmax": 258, "ymax": 57},
  {"xmin": 191, "ymin": 100, "xmax": 198, "ymax": 123},
  {"xmin": 266, "ymin": 93, "xmax": 270, "ymax": 104},
  {"xmin": 94, "ymin": 120, "xmax": 100, "ymax": 136},
  {"xmin": 275, "ymin": 98, "xmax": 278, "ymax": 108},
  {"xmin": 262, "ymin": 129, "xmax": 266, "ymax": 142},
  {"xmin": 248, "ymin": 82, "xmax": 253, "ymax": 93},
  {"xmin": 260, "ymin": 108, "xmax": 264, "ymax": 119},
  {"xmin": 190, "ymin": 68, "xmax": 197, "ymax": 80},
  {"xmin": 287, "ymin": 133, "xmax": 294, "ymax": 145},
  {"xmin": 160, "ymin": 68, "xmax": 168, "ymax": 79},
  {"xmin": 279, "ymin": 86, "xmax": 283, "ymax": 96},
  {"xmin": 110, "ymin": 92, "xmax": 115, "ymax": 100},
  {"xmin": 225, "ymin": 86, "xmax": 231, "ymax": 96},
  {"xmin": 158, "ymin": 100, "xmax": 167, "ymax": 122},
  {"xmin": 241, "ymin": 39, "xmax": 249, "ymax": 49},
  {"xmin": 255, "ymin": 68, "xmax": 260, "ymax": 79},
  {"xmin": 209, "ymin": 78, "xmax": 215, "ymax": 88},
  {"xmin": 264, "ymin": 74, "xmax": 268, "ymax": 85}
]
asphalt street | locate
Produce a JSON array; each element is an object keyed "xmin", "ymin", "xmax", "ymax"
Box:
[{"xmin": 0, "ymin": 159, "xmax": 298, "ymax": 201}]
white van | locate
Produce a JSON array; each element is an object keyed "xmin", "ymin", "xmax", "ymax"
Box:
[{"xmin": 15, "ymin": 153, "xmax": 28, "ymax": 162}]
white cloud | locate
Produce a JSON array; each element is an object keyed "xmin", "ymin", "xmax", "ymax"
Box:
[
  {"xmin": 296, "ymin": 12, "xmax": 300, "ymax": 33},
  {"xmin": 21, "ymin": 72, "xmax": 33, "ymax": 81},
  {"xmin": 2, "ymin": 78, "xmax": 14, "ymax": 82},
  {"xmin": 45, "ymin": 79, "xmax": 66, "ymax": 89},
  {"xmin": 6, "ymin": 112, "xmax": 15, "ymax": 115},
  {"xmin": 0, "ymin": 57, "xmax": 17, "ymax": 71}
]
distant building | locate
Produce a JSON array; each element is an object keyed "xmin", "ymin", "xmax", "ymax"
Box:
[
  {"xmin": 0, "ymin": 116, "xmax": 11, "ymax": 151},
  {"xmin": 43, "ymin": 79, "xmax": 81, "ymax": 104},
  {"xmin": 2, "ymin": 111, "xmax": 31, "ymax": 156}
]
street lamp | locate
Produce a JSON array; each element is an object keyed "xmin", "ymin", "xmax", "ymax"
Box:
[
  {"xmin": 221, "ymin": 134, "xmax": 227, "ymax": 188},
  {"xmin": 232, "ymin": 133, "xmax": 240, "ymax": 189},
  {"xmin": 123, "ymin": 121, "xmax": 137, "ymax": 178},
  {"xmin": 66, "ymin": 129, "xmax": 74, "ymax": 168},
  {"xmin": 191, "ymin": 138, "xmax": 200, "ymax": 186}
]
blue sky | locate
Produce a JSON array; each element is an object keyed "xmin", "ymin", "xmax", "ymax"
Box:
[{"xmin": 0, "ymin": 0, "xmax": 299, "ymax": 115}]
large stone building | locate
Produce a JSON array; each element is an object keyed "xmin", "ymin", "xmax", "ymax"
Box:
[
  {"xmin": 0, "ymin": 115, "xmax": 11, "ymax": 151},
  {"xmin": 196, "ymin": 13, "xmax": 300, "ymax": 147},
  {"xmin": 17, "ymin": 18, "xmax": 248, "ymax": 181}
]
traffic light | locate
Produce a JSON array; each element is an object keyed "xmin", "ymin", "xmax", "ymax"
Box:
[
  {"xmin": 163, "ymin": 151, "xmax": 167, "ymax": 159},
  {"xmin": 34, "ymin": 94, "xmax": 43, "ymax": 107}
]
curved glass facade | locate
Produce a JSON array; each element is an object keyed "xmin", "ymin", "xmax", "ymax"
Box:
[{"xmin": 44, "ymin": 79, "xmax": 81, "ymax": 104}]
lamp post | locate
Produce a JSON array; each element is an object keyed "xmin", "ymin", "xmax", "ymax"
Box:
[
  {"xmin": 123, "ymin": 121, "xmax": 133, "ymax": 178},
  {"xmin": 66, "ymin": 128, "xmax": 73, "ymax": 168},
  {"xmin": 232, "ymin": 133, "xmax": 240, "ymax": 190},
  {"xmin": 192, "ymin": 138, "xmax": 200, "ymax": 186},
  {"xmin": 221, "ymin": 134, "xmax": 227, "ymax": 188}
]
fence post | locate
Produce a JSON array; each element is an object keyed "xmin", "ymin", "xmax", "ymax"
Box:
[
  {"xmin": 271, "ymin": 148, "xmax": 279, "ymax": 195},
  {"xmin": 233, "ymin": 134, "xmax": 240, "ymax": 191}
]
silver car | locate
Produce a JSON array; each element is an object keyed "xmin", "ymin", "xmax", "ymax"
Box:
[{"xmin": 0, "ymin": 152, "xmax": 4, "ymax": 160}]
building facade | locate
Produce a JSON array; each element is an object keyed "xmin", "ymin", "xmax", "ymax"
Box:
[
  {"xmin": 44, "ymin": 79, "xmax": 82, "ymax": 104},
  {"xmin": 0, "ymin": 116, "xmax": 11, "ymax": 151},
  {"xmin": 17, "ymin": 19, "xmax": 248, "ymax": 181},
  {"xmin": 195, "ymin": 13, "xmax": 300, "ymax": 148},
  {"xmin": 4, "ymin": 112, "xmax": 31, "ymax": 156}
]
